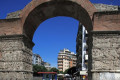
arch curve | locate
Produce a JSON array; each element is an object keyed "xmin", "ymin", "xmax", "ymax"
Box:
[{"xmin": 21, "ymin": 0, "xmax": 96, "ymax": 39}]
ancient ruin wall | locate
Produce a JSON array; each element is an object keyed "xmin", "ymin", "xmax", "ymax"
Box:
[
  {"xmin": 6, "ymin": 10, "xmax": 22, "ymax": 19},
  {"xmin": 93, "ymin": 11, "xmax": 120, "ymax": 31},
  {"xmin": 0, "ymin": 35, "xmax": 33, "ymax": 80},
  {"xmin": 93, "ymin": 4, "xmax": 118, "ymax": 12},
  {"xmin": 92, "ymin": 32, "xmax": 120, "ymax": 80}
]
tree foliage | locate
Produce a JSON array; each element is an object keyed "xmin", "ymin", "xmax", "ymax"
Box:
[
  {"xmin": 49, "ymin": 67, "xmax": 59, "ymax": 73},
  {"xmin": 33, "ymin": 64, "xmax": 48, "ymax": 76},
  {"xmin": 64, "ymin": 69, "xmax": 69, "ymax": 74},
  {"xmin": 59, "ymin": 71, "xmax": 64, "ymax": 74}
]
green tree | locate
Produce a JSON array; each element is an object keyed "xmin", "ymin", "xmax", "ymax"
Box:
[
  {"xmin": 59, "ymin": 71, "xmax": 64, "ymax": 74},
  {"xmin": 64, "ymin": 69, "xmax": 69, "ymax": 74},
  {"xmin": 33, "ymin": 64, "xmax": 48, "ymax": 76},
  {"xmin": 49, "ymin": 67, "xmax": 59, "ymax": 73}
]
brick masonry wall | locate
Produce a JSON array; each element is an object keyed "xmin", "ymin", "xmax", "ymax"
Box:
[
  {"xmin": 20, "ymin": 0, "xmax": 96, "ymax": 20},
  {"xmin": 93, "ymin": 11, "xmax": 120, "ymax": 31},
  {"xmin": 22, "ymin": 0, "xmax": 93, "ymax": 40},
  {"xmin": 0, "ymin": 18, "xmax": 22, "ymax": 36}
]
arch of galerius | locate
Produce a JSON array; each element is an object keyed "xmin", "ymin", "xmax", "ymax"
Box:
[{"xmin": 0, "ymin": 0, "xmax": 120, "ymax": 80}]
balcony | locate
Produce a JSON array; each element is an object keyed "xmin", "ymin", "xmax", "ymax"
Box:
[
  {"xmin": 59, "ymin": 69, "xmax": 63, "ymax": 71},
  {"xmin": 58, "ymin": 63, "xmax": 63, "ymax": 65},
  {"xmin": 58, "ymin": 66, "xmax": 63, "ymax": 68},
  {"xmin": 58, "ymin": 64, "xmax": 63, "ymax": 66},
  {"xmin": 58, "ymin": 57, "xmax": 63, "ymax": 59},
  {"xmin": 58, "ymin": 60, "xmax": 63, "ymax": 62}
]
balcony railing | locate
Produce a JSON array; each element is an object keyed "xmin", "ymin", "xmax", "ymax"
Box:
[
  {"xmin": 58, "ymin": 64, "xmax": 63, "ymax": 66},
  {"xmin": 58, "ymin": 63, "xmax": 63, "ymax": 65},
  {"xmin": 58, "ymin": 66, "xmax": 63, "ymax": 68},
  {"xmin": 58, "ymin": 57, "xmax": 63, "ymax": 59}
]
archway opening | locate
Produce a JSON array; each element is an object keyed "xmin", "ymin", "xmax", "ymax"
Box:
[
  {"xmin": 23, "ymin": 0, "xmax": 92, "ymax": 79},
  {"xmin": 32, "ymin": 16, "xmax": 79, "ymax": 68},
  {"xmin": 32, "ymin": 16, "xmax": 89, "ymax": 80}
]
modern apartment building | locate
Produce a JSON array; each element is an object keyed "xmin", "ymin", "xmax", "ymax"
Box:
[
  {"xmin": 76, "ymin": 24, "xmax": 88, "ymax": 79},
  {"xmin": 32, "ymin": 53, "xmax": 43, "ymax": 65},
  {"xmin": 32, "ymin": 53, "xmax": 51, "ymax": 70},
  {"xmin": 43, "ymin": 62, "xmax": 51, "ymax": 70},
  {"xmin": 57, "ymin": 48, "xmax": 77, "ymax": 72}
]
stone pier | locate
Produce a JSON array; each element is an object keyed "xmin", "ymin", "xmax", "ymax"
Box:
[
  {"xmin": 0, "ymin": 35, "xmax": 33, "ymax": 80},
  {"xmin": 91, "ymin": 31, "xmax": 120, "ymax": 80}
]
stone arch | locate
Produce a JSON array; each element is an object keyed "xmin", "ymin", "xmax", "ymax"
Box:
[
  {"xmin": 0, "ymin": 0, "xmax": 120, "ymax": 80},
  {"xmin": 20, "ymin": 0, "xmax": 96, "ymax": 40}
]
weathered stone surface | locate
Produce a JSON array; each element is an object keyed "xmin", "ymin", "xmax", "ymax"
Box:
[
  {"xmin": 0, "ymin": 35, "xmax": 33, "ymax": 80},
  {"xmin": 6, "ymin": 10, "xmax": 22, "ymax": 19},
  {"xmin": 0, "ymin": 72, "xmax": 32, "ymax": 80},
  {"xmin": 0, "ymin": 40, "xmax": 22, "ymax": 50},
  {"xmin": 100, "ymin": 73, "xmax": 120, "ymax": 80},
  {"xmin": 0, "ymin": 62, "xmax": 32, "ymax": 71},
  {"xmin": 92, "ymin": 33, "xmax": 120, "ymax": 70},
  {"xmin": 92, "ymin": 73, "xmax": 100, "ymax": 80},
  {"xmin": 92, "ymin": 73, "xmax": 120, "ymax": 80},
  {"xmin": 92, "ymin": 32, "xmax": 120, "ymax": 80},
  {"xmin": 93, "ymin": 4, "xmax": 118, "ymax": 12}
]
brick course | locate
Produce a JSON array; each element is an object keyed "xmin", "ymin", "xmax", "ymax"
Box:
[{"xmin": 93, "ymin": 11, "xmax": 120, "ymax": 31}]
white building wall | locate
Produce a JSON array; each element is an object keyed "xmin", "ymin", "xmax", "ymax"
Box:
[
  {"xmin": 82, "ymin": 26, "xmax": 87, "ymax": 70},
  {"xmin": 32, "ymin": 54, "xmax": 43, "ymax": 65},
  {"xmin": 63, "ymin": 59, "xmax": 69, "ymax": 72}
]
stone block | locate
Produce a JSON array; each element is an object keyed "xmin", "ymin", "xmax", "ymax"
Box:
[
  {"xmin": 92, "ymin": 73, "xmax": 100, "ymax": 80},
  {"xmin": 0, "ymin": 35, "xmax": 33, "ymax": 80},
  {"xmin": 92, "ymin": 33, "xmax": 120, "ymax": 70},
  {"xmin": 0, "ymin": 72, "xmax": 32, "ymax": 80},
  {"xmin": 100, "ymin": 73, "xmax": 120, "ymax": 80}
]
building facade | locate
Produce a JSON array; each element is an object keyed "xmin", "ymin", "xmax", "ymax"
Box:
[
  {"xmin": 43, "ymin": 62, "xmax": 51, "ymax": 70},
  {"xmin": 32, "ymin": 54, "xmax": 51, "ymax": 70},
  {"xmin": 32, "ymin": 53, "xmax": 43, "ymax": 65},
  {"xmin": 76, "ymin": 24, "xmax": 88, "ymax": 79},
  {"xmin": 58, "ymin": 48, "xmax": 77, "ymax": 72}
]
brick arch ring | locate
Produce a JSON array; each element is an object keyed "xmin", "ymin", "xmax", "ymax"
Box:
[{"xmin": 20, "ymin": 0, "xmax": 96, "ymax": 40}]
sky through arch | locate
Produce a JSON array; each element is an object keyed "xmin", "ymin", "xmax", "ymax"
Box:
[{"xmin": 32, "ymin": 16, "xmax": 79, "ymax": 67}]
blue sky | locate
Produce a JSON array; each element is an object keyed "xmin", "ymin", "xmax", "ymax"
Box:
[
  {"xmin": 0, "ymin": 0, "xmax": 119, "ymax": 67},
  {"xmin": 32, "ymin": 17, "xmax": 79, "ymax": 67}
]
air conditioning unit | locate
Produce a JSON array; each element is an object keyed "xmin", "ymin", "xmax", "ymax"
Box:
[
  {"xmin": 80, "ymin": 71, "xmax": 88, "ymax": 75},
  {"xmin": 85, "ymin": 55, "xmax": 88, "ymax": 60}
]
